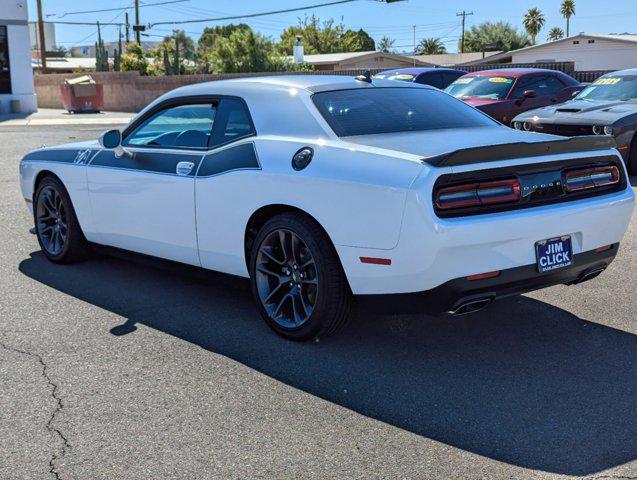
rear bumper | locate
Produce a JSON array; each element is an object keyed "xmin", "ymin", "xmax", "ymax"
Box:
[{"xmin": 355, "ymin": 244, "xmax": 618, "ymax": 315}]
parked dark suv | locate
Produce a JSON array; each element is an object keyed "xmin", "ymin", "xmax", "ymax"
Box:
[
  {"xmin": 445, "ymin": 68, "xmax": 583, "ymax": 125},
  {"xmin": 373, "ymin": 67, "xmax": 467, "ymax": 90}
]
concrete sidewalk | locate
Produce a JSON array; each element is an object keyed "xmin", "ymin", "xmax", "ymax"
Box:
[{"xmin": 0, "ymin": 108, "xmax": 134, "ymax": 127}]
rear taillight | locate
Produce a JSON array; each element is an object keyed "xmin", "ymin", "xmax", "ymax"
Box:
[
  {"xmin": 436, "ymin": 178, "xmax": 520, "ymax": 210},
  {"xmin": 564, "ymin": 165, "xmax": 619, "ymax": 192}
]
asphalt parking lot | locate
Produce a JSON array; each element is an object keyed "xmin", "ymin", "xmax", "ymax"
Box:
[{"xmin": 1, "ymin": 124, "xmax": 635, "ymax": 480}]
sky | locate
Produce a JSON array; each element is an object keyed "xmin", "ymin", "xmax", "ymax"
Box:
[{"xmin": 26, "ymin": 0, "xmax": 637, "ymax": 53}]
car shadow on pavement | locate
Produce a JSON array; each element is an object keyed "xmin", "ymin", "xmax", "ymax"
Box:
[{"xmin": 19, "ymin": 251, "xmax": 637, "ymax": 477}]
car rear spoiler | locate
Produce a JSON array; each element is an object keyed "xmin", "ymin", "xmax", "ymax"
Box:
[{"xmin": 423, "ymin": 136, "xmax": 617, "ymax": 167}]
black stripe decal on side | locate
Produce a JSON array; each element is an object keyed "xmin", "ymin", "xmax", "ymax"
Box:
[
  {"xmin": 197, "ymin": 143, "xmax": 260, "ymax": 178},
  {"xmin": 22, "ymin": 148, "xmax": 97, "ymax": 164},
  {"xmin": 90, "ymin": 150, "xmax": 202, "ymax": 176}
]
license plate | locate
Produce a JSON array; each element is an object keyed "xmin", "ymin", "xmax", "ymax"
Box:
[{"xmin": 535, "ymin": 236, "xmax": 573, "ymax": 273}]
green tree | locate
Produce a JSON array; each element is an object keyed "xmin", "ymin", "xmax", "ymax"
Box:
[
  {"xmin": 121, "ymin": 42, "xmax": 148, "ymax": 75},
  {"xmin": 278, "ymin": 15, "xmax": 374, "ymax": 54},
  {"xmin": 113, "ymin": 29, "xmax": 123, "ymax": 72},
  {"xmin": 378, "ymin": 36, "xmax": 395, "ymax": 53},
  {"xmin": 198, "ymin": 23, "xmax": 251, "ymax": 52},
  {"xmin": 95, "ymin": 22, "xmax": 109, "ymax": 71},
  {"xmin": 547, "ymin": 26, "xmax": 565, "ymax": 42},
  {"xmin": 523, "ymin": 7, "xmax": 546, "ymax": 45},
  {"xmin": 560, "ymin": 0, "xmax": 575, "ymax": 37},
  {"xmin": 162, "ymin": 47, "xmax": 171, "ymax": 75},
  {"xmin": 416, "ymin": 37, "xmax": 446, "ymax": 55},
  {"xmin": 341, "ymin": 28, "xmax": 375, "ymax": 52},
  {"xmin": 70, "ymin": 47, "xmax": 82, "ymax": 58},
  {"xmin": 164, "ymin": 29, "xmax": 195, "ymax": 61},
  {"xmin": 199, "ymin": 27, "xmax": 312, "ymax": 73},
  {"xmin": 461, "ymin": 21, "xmax": 531, "ymax": 53}
]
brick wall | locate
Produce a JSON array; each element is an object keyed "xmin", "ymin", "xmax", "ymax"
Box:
[{"xmin": 34, "ymin": 69, "xmax": 385, "ymax": 112}]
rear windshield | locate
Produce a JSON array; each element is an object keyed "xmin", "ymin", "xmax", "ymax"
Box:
[
  {"xmin": 312, "ymin": 87, "xmax": 496, "ymax": 137},
  {"xmin": 445, "ymin": 75, "xmax": 516, "ymax": 100}
]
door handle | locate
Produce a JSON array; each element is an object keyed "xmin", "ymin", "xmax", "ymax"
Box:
[{"xmin": 176, "ymin": 161, "xmax": 195, "ymax": 176}]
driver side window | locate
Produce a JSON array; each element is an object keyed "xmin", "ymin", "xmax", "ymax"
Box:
[{"xmin": 124, "ymin": 103, "xmax": 216, "ymax": 149}]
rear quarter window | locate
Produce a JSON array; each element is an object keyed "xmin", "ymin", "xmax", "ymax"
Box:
[{"xmin": 312, "ymin": 87, "xmax": 497, "ymax": 137}]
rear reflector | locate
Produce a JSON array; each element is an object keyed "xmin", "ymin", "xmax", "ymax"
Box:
[
  {"xmin": 595, "ymin": 244, "xmax": 613, "ymax": 253},
  {"xmin": 466, "ymin": 270, "xmax": 501, "ymax": 281},
  {"xmin": 564, "ymin": 165, "xmax": 619, "ymax": 192},
  {"xmin": 360, "ymin": 257, "xmax": 392, "ymax": 265},
  {"xmin": 436, "ymin": 179, "xmax": 520, "ymax": 210}
]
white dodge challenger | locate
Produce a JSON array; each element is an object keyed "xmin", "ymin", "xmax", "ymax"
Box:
[{"xmin": 19, "ymin": 75, "xmax": 635, "ymax": 340}]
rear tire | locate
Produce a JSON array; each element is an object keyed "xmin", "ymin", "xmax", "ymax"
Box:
[
  {"xmin": 34, "ymin": 176, "xmax": 90, "ymax": 264},
  {"xmin": 249, "ymin": 212, "xmax": 351, "ymax": 341}
]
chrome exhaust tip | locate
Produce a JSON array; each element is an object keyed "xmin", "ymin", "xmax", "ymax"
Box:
[{"xmin": 449, "ymin": 296, "xmax": 494, "ymax": 316}]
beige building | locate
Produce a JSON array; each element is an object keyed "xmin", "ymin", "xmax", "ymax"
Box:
[
  {"xmin": 409, "ymin": 51, "xmax": 502, "ymax": 66},
  {"xmin": 293, "ymin": 51, "xmax": 432, "ymax": 70},
  {"xmin": 460, "ymin": 33, "xmax": 637, "ymax": 71}
]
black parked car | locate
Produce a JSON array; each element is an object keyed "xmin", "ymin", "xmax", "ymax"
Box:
[
  {"xmin": 512, "ymin": 68, "xmax": 637, "ymax": 174},
  {"xmin": 373, "ymin": 67, "xmax": 467, "ymax": 89}
]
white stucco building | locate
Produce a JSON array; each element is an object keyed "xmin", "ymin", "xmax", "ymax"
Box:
[
  {"xmin": 462, "ymin": 33, "xmax": 637, "ymax": 71},
  {"xmin": 0, "ymin": 0, "xmax": 36, "ymax": 113}
]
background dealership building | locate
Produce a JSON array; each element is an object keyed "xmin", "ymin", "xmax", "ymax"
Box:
[{"xmin": 0, "ymin": 0, "xmax": 36, "ymax": 113}]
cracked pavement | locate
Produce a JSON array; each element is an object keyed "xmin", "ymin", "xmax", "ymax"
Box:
[{"xmin": 0, "ymin": 125, "xmax": 635, "ymax": 479}]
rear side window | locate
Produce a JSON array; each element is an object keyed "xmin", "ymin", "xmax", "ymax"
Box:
[
  {"xmin": 312, "ymin": 87, "xmax": 496, "ymax": 137},
  {"xmin": 511, "ymin": 75, "xmax": 565, "ymax": 98},
  {"xmin": 211, "ymin": 98, "xmax": 256, "ymax": 147},
  {"xmin": 417, "ymin": 72, "xmax": 443, "ymax": 89}
]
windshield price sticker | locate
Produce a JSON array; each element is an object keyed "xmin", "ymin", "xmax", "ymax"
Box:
[
  {"xmin": 489, "ymin": 77, "xmax": 513, "ymax": 83},
  {"xmin": 594, "ymin": 77, "xmax": 621, "ymax": 85}
]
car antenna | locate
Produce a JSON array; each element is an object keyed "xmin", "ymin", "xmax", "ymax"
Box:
[{"xmin": 355, "ymin": 70, "xmax": 372, "ymax": 83}]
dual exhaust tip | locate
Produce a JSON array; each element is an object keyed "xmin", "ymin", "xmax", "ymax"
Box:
[{"xmin": 449, "ymin": 265, "xmax": 607, "ymax": 316}]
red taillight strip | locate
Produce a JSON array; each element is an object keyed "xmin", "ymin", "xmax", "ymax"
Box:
[
  {"xmin": 564, "ymin": 166, "xmax": 619, "ymax": 192},
  {"xmin": 436, "ymin": 178, "xmax": 520, "ymax": 210}
]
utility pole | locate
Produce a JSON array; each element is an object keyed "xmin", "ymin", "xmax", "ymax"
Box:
[
  {"xmin": 456, "ymin": 10, "xmax": 473, "ymax": 53},
  {"xmin": 36, "ymin": 0, "xmax": 47, "ymax": 73},
  {"xmin": 412, "ymin": 25, "xmax": 416, "ymax": 65},
  {"xmin": 125, "ymin": 12, "xmax": 130, "ymax": 44},
  {"xmin": 135, "ymin": 0, "xmax": 141, "ymax": 44}
]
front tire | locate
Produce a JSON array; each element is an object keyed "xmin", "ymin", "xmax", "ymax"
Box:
[
  {"xmin": 34, "ymin": 176, "xmax": 90, "ymax": 263},
  {"xmin": 249, "ymin": 212, "xmax": 351, "ymax": 341}
]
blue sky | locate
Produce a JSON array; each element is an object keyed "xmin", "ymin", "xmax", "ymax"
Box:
[{"xmin": 27, "ymin": 0, "xmax": 637, "ymax": 53}]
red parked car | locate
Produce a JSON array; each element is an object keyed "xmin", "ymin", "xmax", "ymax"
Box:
[{"xmin": 444, "ymin": 68, "xmax": 583, "ymax": 125}]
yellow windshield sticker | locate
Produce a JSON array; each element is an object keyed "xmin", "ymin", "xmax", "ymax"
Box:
[
  {"xmin": 488, "ymin": 77, "xmax": 513, "ymax": 83},
  {"xmin": 372, "ymin": 74, "xmax": 386, "ymax": 79},
  {"xmin": 453, "ymin": 77, "xmax": 474, "ymax": 84},
  {"xmin": 593, "ymin": 77, "xmax": 621, "ymax": 85},
  {"xmin": 394, "ymin": 74, "xmax": 415, "ymax": 80}
]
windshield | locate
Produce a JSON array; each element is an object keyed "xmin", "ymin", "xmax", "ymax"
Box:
[
  {"xmin": 312, "ymin": 87, "xmax": 497, "ymax": 137},
  {"xmin": 444, "ymin": 75, "xmax": 516, "ymax": 100},
  {"xmin": 575, "ymin": 75, "xmax": 637, "ymax": 101}
]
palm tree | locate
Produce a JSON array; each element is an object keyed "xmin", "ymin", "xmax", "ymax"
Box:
[
  {"xmin": 523, "ymin": 8, "xmax": 546, "ymax": 45},
  {"xmin": 560, "ymin": 0, "xmax": 575, "ymax": 37},
  {"xmin": 416, "ymin": 37, "xmax": 446, "ymax": 55},
  {"xmin": 378, "ymin": 36, "xmax": 395, "ymax": 53},
  {"xmin": 547, "ymin": 27, "xmax": 565, "ymax": 41}
]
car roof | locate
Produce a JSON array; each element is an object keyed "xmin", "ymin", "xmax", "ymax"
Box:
[
  {"xmin": 162, "ymin": 74, "xmax": 433, "ymax": 99},
  {"xmin": 464, "ymin": 68, "xmax": 563, "ymax": 78},
  {"xmin": 376, "ymin": 67, "xmax": 466, "ymax": 76},
  {"xmin": 602, "ymin": 68, "xmax": 637, "ymax": 76}
]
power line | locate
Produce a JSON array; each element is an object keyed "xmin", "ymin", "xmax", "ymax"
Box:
[
  {"xmin": 148, "ymin": 0, "xmax": 359, "ymax": 27},
  {"xmin": 48, "ymin": 0, "xmax": 189, "ymax": 18}
]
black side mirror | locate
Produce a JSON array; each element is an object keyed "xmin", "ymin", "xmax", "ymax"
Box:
[
  {"xmin": 99, "ymin": 129, "xmax": 132, "ymax": 158},
  {"xmin": 99, "ymin": 129, "xmax": 121, "ymax": 149},
  {"xmin": 523, "ymin": 89, "xmax": 537, "ymax": 99}
]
